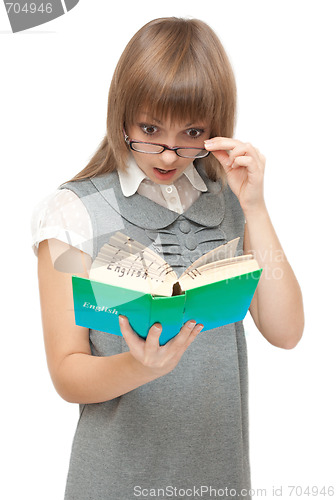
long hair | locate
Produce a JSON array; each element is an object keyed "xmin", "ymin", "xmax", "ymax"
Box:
[{"xmin": 69, "ymin": 17, "xmax": 236, "ymax": 183}]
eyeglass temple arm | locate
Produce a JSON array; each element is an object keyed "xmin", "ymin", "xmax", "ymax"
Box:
[{"xmin": 122, "ymin": 126, "xmax": 130, "ymax": 144}]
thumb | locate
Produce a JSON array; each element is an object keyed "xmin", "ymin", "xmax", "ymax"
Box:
[{"xmin": 208, "ymin": 149, "xmax": 232, "ymax": 175}]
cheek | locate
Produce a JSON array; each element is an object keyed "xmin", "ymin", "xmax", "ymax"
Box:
[
  {"xmin": 131, "ymin": 152, "xmax": 153, "ymax": 171},
  {"xmin": 180, "ymin": 158, "xmax": 194, "ymax": 169},
  {"xmin": 132, "ymin": 151, "xmax": 145, "ymax": 164}
]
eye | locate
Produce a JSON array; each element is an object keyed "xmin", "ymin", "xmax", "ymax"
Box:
[
  {"xmin": 139, "ymin": 123, "xmax": 158, "ymax": 136},
  {"xmin": 186, "ymin": 128, "xmax": 204, "ymax": 139}
]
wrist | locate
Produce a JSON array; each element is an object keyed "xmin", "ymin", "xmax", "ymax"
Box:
[
  {"xmin": 126, "ymin": 351, "xmax": 167, "ymax": 381},
  {"xmin": 242, "ymin": 200, "xmax": 268, "ymax": 221}
]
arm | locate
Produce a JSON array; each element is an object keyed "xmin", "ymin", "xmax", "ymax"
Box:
[
  {"xmin": 243, "ymin": 207, "xmax": 304, "ymax": 348},
  {"xmin": 204, "ymin": 138, "xmax": 304, "ymax": 349},
  {"xmin": 38, "ymin": 239, "xmax": 202, "ymax": 404}
]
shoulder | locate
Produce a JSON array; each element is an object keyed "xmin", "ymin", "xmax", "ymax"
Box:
[
  {"xmin": 32, "ymin": 188, "xmax": 89, "ymax": 225},
  {"xmin": 31, "ymin": 188, "xmax": 93, "ymax": 257},
  {"xmin": 60, "ymin": 172, "xmax": 119, "ymax": 198}
]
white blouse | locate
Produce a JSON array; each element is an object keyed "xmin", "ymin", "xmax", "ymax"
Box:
[{"xmin": 31, "ymin": 156, "xmax": 208, "ymax": 260}]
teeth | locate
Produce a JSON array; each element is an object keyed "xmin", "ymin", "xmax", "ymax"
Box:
[{"xmin": 156, "ymin": 168, "xmax": 172, "ymax": 173}]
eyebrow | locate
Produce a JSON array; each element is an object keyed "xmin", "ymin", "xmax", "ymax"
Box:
[{"xmin": 141, "ymin": 114, "xmax": 203, "ymax": 128}]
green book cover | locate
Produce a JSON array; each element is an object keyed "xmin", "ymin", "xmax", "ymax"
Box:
[{"xmin": 72, "ymin": 268, "xmax": 262, "ymax": 346}]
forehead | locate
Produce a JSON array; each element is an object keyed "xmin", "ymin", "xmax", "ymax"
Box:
[{"xmin": 136, "ymin": 111, "xmax": 209, "ymax": 129}]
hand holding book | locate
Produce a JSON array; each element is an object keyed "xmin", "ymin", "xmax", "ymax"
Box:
[{"xmin": 118, "ymin": 315, "xmax": 204, "ymax": 375}]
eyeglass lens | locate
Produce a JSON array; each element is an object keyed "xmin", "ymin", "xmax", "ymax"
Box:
[{"xmin": 131, "ymin": 142, "xmax": 208, "ymax": 159}]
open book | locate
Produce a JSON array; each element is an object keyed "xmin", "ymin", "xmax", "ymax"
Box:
[{"xmin": 72, "ymin": 232, "xmax": 262, "ymax": 345}]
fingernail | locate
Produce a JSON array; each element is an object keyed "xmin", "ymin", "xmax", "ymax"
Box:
[
  {"xmin": 187, "ymin": 320, "xmax": 196, "ymax": 329},
  {"xmin": 119, "ymin": 315, "xmax": 126, "ymax": 323},
  {"xmin": 153, "ymin": 323, "xmax": 162, "ymax": 332},
  {"xmin": 196, "ymin": 324, "xmax": 204, "ymax": 333}
]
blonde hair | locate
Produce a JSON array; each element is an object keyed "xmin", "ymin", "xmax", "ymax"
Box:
[{"xmin": 70, "ymin": 17, "xmax": 236, "ymax": 183}]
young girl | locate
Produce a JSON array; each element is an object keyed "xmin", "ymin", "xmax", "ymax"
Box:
[{"xmin": 33, "ymin": 17, "xmax": 304, "ymax": 500}]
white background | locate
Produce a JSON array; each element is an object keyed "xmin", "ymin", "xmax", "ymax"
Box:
[{"xmin": 1, "ymin": 1, "xmax": 335, "ymax": 499}]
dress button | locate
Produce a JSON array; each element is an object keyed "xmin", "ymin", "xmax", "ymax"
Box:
[
  {"xmin": 166, "ymin": 186, "xmax": 173, "ymax": 193},
  {"xmin": 185, "ymin": 235, "xmax": 197, "ymax": 250},
  {"xmin": 179, "ymin": 221, "xmax": 191, "ymax": 234}
]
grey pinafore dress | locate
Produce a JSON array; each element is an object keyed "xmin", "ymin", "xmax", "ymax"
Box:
[{"xmin": 60, "ymin": 163, "xmax": 251, "ymax": 500}]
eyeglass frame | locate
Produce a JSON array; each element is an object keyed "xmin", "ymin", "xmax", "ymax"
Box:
[{"xmin": 123, "ymin": 128, "xmax": 210, "ymax": 159}]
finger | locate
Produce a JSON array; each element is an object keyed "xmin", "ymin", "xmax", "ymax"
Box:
[
  {"xmin": 169, "ymin": 320, "xmax": 197, "ymax": 347},
  {"xmin": 227, "ymin": 143, "xmax": 259, "ymax": 167},
  {"xmin": 204, "ymin": 137, "xmax": 241, "ymax": 152},
  {"xmin": 256, "ymin": 149, "xmax": 266, "ymax": 164},
  {"xmin": 119, "ymin": 315, "xmax": 145, "ymax": 348},
  {"xmin": 207, "ymin": 149, "xmax": 231, "ymax": 174},
  {"xmin": 185, "ymin": 323, "xmax": 204, "ymax": 347},
  {"xmin": 231, "ymin": 155, "xmax": 259, "ymax": 174},
  {"xmin": 145, "ymin": 323, "xmax": 162, "ymax": 351}
]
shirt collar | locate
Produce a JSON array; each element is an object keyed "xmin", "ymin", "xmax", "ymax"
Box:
[
  {"xmin": 89, "ymin": 164, "xmax": 225, "ymax": 230},
  {"xmin": 117, "ymin": 154, "xmax": 208, "ymax": 197}
]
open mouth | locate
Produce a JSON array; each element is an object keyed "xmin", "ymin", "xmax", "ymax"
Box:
[{"xmin": 154, "ymin": 168, "xmax": 176, "ymax": 174}]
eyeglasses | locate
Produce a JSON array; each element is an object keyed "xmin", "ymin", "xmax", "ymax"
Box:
[{"xmin": 123, "ymin": 129, "xmax": 210, "ymax": 159}]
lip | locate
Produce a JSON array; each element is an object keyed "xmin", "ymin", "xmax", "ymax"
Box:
[{"xmin": 153, "ymin": 167, "xmax": 177, "ymax": 181}]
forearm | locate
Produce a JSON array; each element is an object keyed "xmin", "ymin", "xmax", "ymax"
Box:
[
  {"xmin": 244, "ymin": 202, "xmax": 304, "ymax": 348},
  {"xmin": 54, "ymin": 351, "xmax": 162, "ymax": 404}
]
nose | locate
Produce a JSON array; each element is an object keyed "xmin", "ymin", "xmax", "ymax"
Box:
[{"xmin": 160, "ymin": 148, "xmax": 178, "ymax": 166}]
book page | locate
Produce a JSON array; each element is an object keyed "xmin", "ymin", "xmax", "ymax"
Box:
[
  {"xmin": 89, "ymin": 255, "xmax": 174, "ymax": 296},
  {"xmin": 108, "ymin": 232, "xmax": 172, "ymax": 269},
  {"xmin": 194, "ymin": 254, "xmax": 253, "ymax": 274},
  {"xmin": 179, "ymin": 256, "xmax": 260, "ymax": 291},
  {"xmin": 93, "ymin": 250, "xmax": 173, "ymax": 278},
  {"xmin": 89, "ymin": 232, "xmax": 176, "ymax": 295},
  {"xmin": 181, "ymin": 237, "xmax": 240, "ymax": 276}
]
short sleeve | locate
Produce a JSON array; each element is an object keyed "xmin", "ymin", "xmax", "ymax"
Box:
[{"xmin": 31, "ymin": 188, "xmax": 93, "ymax": 258}]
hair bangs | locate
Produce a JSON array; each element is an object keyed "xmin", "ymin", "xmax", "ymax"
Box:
[{"xmin": 124, "ymin": 26, "xmax": 218, "ymax": 127}]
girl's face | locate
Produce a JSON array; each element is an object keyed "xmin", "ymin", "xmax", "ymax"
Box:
[{"xmin": 126, "ymin": 112, "xmax": 211, "ymax": 184}]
